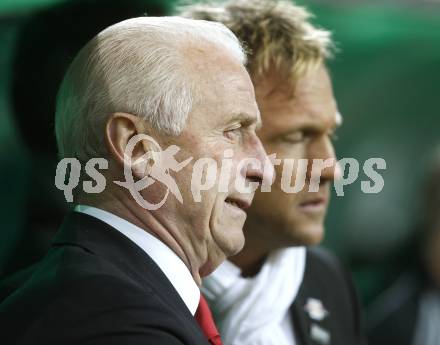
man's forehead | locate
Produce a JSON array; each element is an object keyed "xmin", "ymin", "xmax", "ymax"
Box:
[
  {"xmin": 304, "ymin": 110, "xmax": 343, "ymax": 130},
  {"xmin": 259, "ymin": 107, "xmax": 342, "ymax": 135}
]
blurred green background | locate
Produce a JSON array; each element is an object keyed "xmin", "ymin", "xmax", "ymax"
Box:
[{"xmin": 0, "ymin": 0, "xmax": 439, "ymax": 316}]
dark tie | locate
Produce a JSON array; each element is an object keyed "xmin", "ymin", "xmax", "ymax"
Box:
[{"xmin": 195, "ymin": 294, "xmax": 223, "ymax": 345}]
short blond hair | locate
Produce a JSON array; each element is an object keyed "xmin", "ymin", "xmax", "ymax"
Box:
[{"xmin": 178, "ymin": 0, "xmax": 334, "ymax": 86}]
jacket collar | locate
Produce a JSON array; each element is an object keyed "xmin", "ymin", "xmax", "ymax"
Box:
[{"xmin": 52, "ymin": 211, "xmax": 197, "ymax": 324}]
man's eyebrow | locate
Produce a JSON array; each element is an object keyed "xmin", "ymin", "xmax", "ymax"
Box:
[{"xmin": 229, "ymin": 110, "xmax": 262, "ymax": 129}]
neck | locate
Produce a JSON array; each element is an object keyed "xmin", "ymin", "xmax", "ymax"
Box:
[
  {"xmin": 229, "ymin": 249, "xmax": 268, "ymax": 278},
  {"xmin": 77, "ymin": 189, "xmax": 203, "ymax": 286},
  {"xmin": 229, "ymin": 223, "xmax": 272, "ymax": 277}
]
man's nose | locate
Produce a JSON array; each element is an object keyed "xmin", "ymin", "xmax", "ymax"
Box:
[
  {"xmin": 308, "ymin": 137, "xmax": 341, "ymax": 182},
  {"xmin": 331, "ymin": 159, "xmax": 342, "ymax": 182},
  {"xmin": 244, "ymin": 135, "xmax": 274, "ymax": 186}
]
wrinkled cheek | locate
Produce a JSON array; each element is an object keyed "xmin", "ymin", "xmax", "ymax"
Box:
[
  {"xmin": 209, "ymin": 199, "xmax": 224, "ymax": 236},
  {"xmin": 212, "ymin": 206, "xmax": 246, "ymax": 256}
]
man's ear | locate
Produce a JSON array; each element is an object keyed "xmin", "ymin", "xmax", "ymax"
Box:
[{"xmin": 105, "ymin": 112, "xmax": 159, "ymax": 179}]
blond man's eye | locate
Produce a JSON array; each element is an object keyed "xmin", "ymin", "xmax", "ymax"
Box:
[{"xmin": 283, "ymin": 132, "xmax": 304, "ymax": 143}]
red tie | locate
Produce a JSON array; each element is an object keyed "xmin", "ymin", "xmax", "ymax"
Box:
[{"xmin": 195, "ymin": 294, "xmax": 223, "ymax": 345}]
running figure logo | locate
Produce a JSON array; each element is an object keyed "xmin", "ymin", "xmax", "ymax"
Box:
[{"xmin": 114, "ymin": 134, "xmax": 193, "ymax": 210}]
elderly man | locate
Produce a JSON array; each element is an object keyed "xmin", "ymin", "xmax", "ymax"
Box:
[
  {"xmin": 0, "ymin": 17, "xmax": 270, "ymax": 344},
  {"xmin": 181, "ymin": 1, "xmax": 365, "ymax": 345}
]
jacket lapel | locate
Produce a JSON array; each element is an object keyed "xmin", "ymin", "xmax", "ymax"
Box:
[
  {"xmin": 291, "ymin": 298, "xmax": 313, "ymax": 345},
  {"xmin": 52, "ymin": 211, "xmax": 207, "ymax": 343}
]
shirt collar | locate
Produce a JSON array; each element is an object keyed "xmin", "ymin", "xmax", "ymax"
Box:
[{"xmin": 74, "ymin": 204, "xmax": 200, "ymax": 315}]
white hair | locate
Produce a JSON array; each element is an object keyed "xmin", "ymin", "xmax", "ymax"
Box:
[{"xmin": 55, "ymin": 16, "xmax": 246, "ymax": 161}]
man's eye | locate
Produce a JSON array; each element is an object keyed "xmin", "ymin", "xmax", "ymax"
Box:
[
  {"xmin": 224, "ymin": 126, "xmax": 241, "ymax": 140},
  {"xmin": 282, "ymin": 132, "xmax": 304, "ymax": 143}
]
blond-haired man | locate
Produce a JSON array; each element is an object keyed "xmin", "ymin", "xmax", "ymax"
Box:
[{"xmin": 180, "ymin": 1, "xmax": 365, "ymax": 344}]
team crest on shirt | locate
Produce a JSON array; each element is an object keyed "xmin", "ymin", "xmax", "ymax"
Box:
[{"xmin": 303, "ymin": 298, "xmax": 329, "ymax": 321}]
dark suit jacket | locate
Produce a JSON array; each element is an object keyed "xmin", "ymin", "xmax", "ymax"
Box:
[
  {"xmin": 291, "ymin": 247, "xmax": 366, "ymax": 345},
  {"xmin": 0, "ymin": 212, "xmax": 209, "ymax": 345},
  {"xmin": 367, "ymin": 271, "xmax": 424, "ymax": 345}
]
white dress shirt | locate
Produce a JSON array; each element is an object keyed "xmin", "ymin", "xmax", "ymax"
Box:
[{"xmin": 74, "ymin": 204, "xmax": 200, "ymax": 315}]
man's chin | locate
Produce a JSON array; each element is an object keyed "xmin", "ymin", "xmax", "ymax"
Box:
[
  {"xmin": 302, "ymin": 226, "xmax": 325, "ymax": 246},
  {"xmin": 284, "ymin": 222, "xmax": 325, "ymax": 247},
  {"xmin": 221, "ymin": 236, "xmax": 245, "ymax": 258},
  {"xmin": 214, "ymin": 225, "xmax": 246, "ymax": 255},
  {"xmin": 200, "ymin": 230, "xmax": 245, "ymax": 275}
]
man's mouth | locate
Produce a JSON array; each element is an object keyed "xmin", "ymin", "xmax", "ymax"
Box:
[
  {"xmin": 225, "ymin": 197, "xmax": 251, "ymax": 211},
  {"xmin": 298, "ymin": 197, "xmax": 327, "ymax": 212}
]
